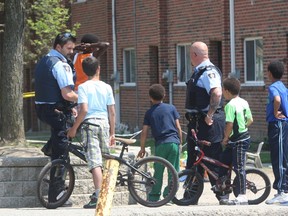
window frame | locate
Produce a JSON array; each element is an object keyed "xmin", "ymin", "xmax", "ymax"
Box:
[
  {"xmin": 176, "ymin": 43, "xmax": 192, "ymax": 86},
  {"xmin": 243, "ymin": 37, "xmax": 264, "ymax": 86},
  {"xmin": 122, "ymin": 48, "xmax": 136, "ymax": 86}
]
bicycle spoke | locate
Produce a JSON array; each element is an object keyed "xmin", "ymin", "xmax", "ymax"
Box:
[
  {"xmin": 233, "ymin": 169, "xmax": 271, "ymax": 205},
  {"xmin": 37, "ymin": 160, "xmax": 75, "ymax": 209},
  {"xmin": 128, "ymin": 156, "xmax": 178, "ymax": 207},
  {"xmin": 173, "ymin": 170, "xmax": 203, "ymax": 205}
]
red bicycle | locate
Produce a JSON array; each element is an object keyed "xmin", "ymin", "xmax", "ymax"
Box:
[{"xmin": 173, "ymin": 129, "xmax": 271, "ymax": 205}]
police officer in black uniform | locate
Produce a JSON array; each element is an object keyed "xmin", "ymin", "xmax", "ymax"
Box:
[
  {"xmin": 185, "ymin": 41, "xmax": 225, "ymax": 203},
  {"xmin": 34, "ymin": 33, "xmax": 78, "ymax": 205}
]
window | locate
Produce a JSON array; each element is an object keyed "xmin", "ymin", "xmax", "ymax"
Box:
[
  {"xmin": 244, "ymin": 38, "xmax": 263, "ymax": 84},
  {"xmin": 177, "ymin": 44, "xmax": 192, "ymax": 84},
  {"xmin": 123, "ymin": 48, "xmax": 136, "ymax": 85}
]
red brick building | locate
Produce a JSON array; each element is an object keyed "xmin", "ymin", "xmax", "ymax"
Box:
[{"xmin": 69, "ymin": 0, "xmax": 288, "ymax": 141}]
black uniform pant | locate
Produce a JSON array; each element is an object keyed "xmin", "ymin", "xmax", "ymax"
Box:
[
  {"xmin": 35, "ymin": 104, "xmax": 69, "ymax": 160},
  {"xmin": 186, "ymin": 110, "xmax": 225, "ymax": 199},
  {"xmin": 36, "ymin": 104, "xmax": 70, "ymax": 201}
]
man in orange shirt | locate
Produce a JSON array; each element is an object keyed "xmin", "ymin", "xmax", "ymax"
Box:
[{"xmin": 73, "ymin": 34, "xmax": 110, "ymax": 91}]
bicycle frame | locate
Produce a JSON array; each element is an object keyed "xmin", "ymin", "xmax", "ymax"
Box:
[
  {"xmin": 103, "ymin": 152, "xmax": 152, "ymax": 180},
  {"xmin": 194, "ymin": 148, "xmax": 231, "ymax": 181},
  {"xmin": 191, "ymin": 128, "xmax": 232, "ymax": 181},
  {"xmin": 74, "ymin": 123, "xmax": 150, "ymax": 180}
]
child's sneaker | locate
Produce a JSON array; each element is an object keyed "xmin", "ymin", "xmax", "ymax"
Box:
[
  {"xmin": 83, "ymin": 193, "xmax": 98, "ymax": 209},
  {"xmin": 265, "ymin": 192, "xmax": 288, "ymax": 205},
  {"xmin": 220, "ymin": 194, "xmax": 248, "ymax": 205}
]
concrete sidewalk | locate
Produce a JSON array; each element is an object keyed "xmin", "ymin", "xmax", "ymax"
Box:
[
  {"xmin": 0, "ymin": 203, "xmax": 287, "ymax": 216},
  {"xmin": 1, "ymin": 166, "xmax": 287, "ymax": 216}
]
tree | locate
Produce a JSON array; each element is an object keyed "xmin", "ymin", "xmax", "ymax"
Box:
[
  {"xmin": 0, "ymin": 0, "xmax": 26, "ymax": 146},
  {"xmin": 25, "ymin": 0, "xmax": 80, "ymax": 63},
  {"xmin": 0, "ymin": 0, "xmax": 80, "ymax": 146}
]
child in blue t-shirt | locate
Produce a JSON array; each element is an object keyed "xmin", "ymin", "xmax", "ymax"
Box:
[
  {"xmin": 137, "ymin": 84, "xmax": 182, "ymax": 201},
  {"xmin": 265, "ymin": 61, "xmax": 288, "ymax": 205}
]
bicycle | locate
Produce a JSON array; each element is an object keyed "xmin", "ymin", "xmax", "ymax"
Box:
[
  {"xmin": 37, "ymin": 114, "xmax": 179, "ymax": 209},
  {"xmin": 173, "ymin": 129, "xmax": 271, "ymax": 206}
]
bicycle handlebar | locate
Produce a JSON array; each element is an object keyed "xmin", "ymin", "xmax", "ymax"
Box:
[
  {"xmin": 191, "ymin": 129, "xmax": 211, "ymax": 147},
  {"xmin": 67, "ymin": 102, "xmax": 78, "ymax": 109}
]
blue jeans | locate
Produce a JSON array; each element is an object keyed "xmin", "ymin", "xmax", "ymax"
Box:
[{"xmin": 220, "ymin": 138, "xmax": 250, "ymax": 194}]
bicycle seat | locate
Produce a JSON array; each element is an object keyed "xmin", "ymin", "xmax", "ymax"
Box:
[{"xmin": 115, "ymin": 137, "xmax": 136, "ymax": 145}]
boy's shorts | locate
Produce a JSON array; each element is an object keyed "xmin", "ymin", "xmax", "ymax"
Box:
[{"xmin": 81, "ymin": 118, "xmax": 110, "ymax": 171}]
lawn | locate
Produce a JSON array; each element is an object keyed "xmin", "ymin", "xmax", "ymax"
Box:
[
  {"xmin": 26, "ymin": 131, "xmax": 271, "ymax": 164},
  {"xmin": 134, "ymin": 139, "xmax": 272, "ymax": 164},
  {"xmin": 260, "ymin": 151, "xmax": 270, "ymax": 163}
]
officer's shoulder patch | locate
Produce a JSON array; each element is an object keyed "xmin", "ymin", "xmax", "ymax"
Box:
[
  {"xmin": 208, "ymin": 72, "xmax": 216, "ymax": 79},
  {"xmin": 64, "ymin": 65, "xmax": 71, "ymax": 73}
]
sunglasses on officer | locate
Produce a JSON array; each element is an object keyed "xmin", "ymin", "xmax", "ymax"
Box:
[{"xmin": 53, "ymin": 32, "xmax": 76, "ymax": 48}]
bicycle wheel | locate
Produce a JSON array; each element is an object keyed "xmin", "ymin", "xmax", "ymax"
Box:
[
  {"xmin": 37, "ymin": 159, "xmax": 75, "ymax": 209},
  {"xmin": 233, "ymin": 168, "xmax": 271, "ymax": 205},
  {"xmin": 172, "ymin": 169, "xmax": 204, "ymax": 205},
  {"xmin": 128, "ymin": 156, "xmax": 179, "ymax": 207}
]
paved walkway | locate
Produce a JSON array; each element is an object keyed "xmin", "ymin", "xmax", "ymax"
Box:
[
  {"xmin": 0, "ymin": 202, "xmax": 287, "ymax": 216},
  {"xmin": 1, "ymin": 166, "xmax": 288, "ymax": 216}
]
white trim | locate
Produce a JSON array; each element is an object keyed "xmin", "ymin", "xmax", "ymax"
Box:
[
  {"xmin": 73, "ymin": 0, "xmax": 87, "ymax": 4},
  {"xmin": 241, "ymin": 82, "xmax": 265, "ymax": 87},
  {"xmin": 174, "ymin": 83, "xmax": 186, "ymax": 87},
  {"xmin": 120, "ymin": 83, "xmax": 136, "ymax": 87}
]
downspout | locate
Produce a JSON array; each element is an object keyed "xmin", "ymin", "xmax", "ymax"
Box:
[
  {"xmin": 112, "ymin": 0, "xmax": 120, "ymax": 124},
  {"xmin": 133, "ymin": 0, "xmax": 139, "ymax": 128},
  {"xmin": 229, "ymin": 0, "xmax": 236, "ymax": 74},
  {"xmin": 169, "ymin": 81, "xmax": 173, "ymax": 104}
]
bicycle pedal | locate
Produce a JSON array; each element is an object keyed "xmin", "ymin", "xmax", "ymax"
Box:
[{"xmin": 56, "ymin": 190, "xmax": 66, "ymax": 200}]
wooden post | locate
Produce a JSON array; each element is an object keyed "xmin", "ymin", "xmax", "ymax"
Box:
[{"xmin": 95, "ymin": 159, "xmax": 120, "ymax": 216}]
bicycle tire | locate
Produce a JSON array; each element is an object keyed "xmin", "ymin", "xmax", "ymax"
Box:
[
  {"xmin": 128, "ymin": 156, "xmax": 179, "ymax": 207},
  {"xmin": 37, "ymin": 159, "xmax": 75, "ymax": 209},
  {"xmin": 233, "ymin": 168, "xmax": 271, "ymax": 205},
  {"xmin": 172, "ymin": 169, "xmax": 204, "ymax": 205}
]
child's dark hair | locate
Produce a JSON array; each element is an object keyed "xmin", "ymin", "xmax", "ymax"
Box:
[
  {"xmin": 268, "ymin": 61, "xmax": 284, "ymax": 79},
  {"xmin": 223, "ymin": 77, "xmax": 241, "ymax": 96},
  {"xmin": 82, "ymin": 56, "xmax": 99, "ymax": 76},
  {"xmin": 81, "ymin": 33, "xmax": 99, "ymax": 44},
  {"xmin": 53, "ymin": 32, "xmax": 76, "ymax": 49},
  {"xmin": 149, "ymin": 84, "xmax": 165, "ymax": 101}
]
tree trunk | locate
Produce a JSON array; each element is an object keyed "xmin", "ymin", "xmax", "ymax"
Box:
[{"xmin": 0, "ymin": 0, "xmax": 26, "ymax": 146}]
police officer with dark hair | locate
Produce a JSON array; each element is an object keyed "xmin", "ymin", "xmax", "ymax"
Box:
[
  {"xmin": 34, "ymin": 32, "xmax": 78, "ymax": 206},
  {"xmin": 185, "ymin": 41, "xmax": 225, "ymax": 203}
]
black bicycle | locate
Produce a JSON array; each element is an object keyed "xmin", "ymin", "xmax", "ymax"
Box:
[
  {"xmin": 173, "ymin": 129, "xmax": 271, "ymax": 205},
  {"xmin": 37, "ymin": 114, "xmax": 179, "ymax": 209}
]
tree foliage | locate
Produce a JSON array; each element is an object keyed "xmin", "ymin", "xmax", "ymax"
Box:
[
  {"xmin": 25, "ymin": 0, "xmax": 80, "ymax": 63},
  {"xmin": 0, "ymin": 0, "xmax": 80, "ymax": 146}
]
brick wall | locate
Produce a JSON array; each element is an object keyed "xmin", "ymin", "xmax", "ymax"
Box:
[
  {"xmin": 233, "ymin": 1, "xmax": 288, "ymax": 140},
  {"xmin": 0, "ymin": 153, "xmax": 135, "ymax": 207},
  {"xmin": 71, "ymin": 0, "xmax": 288, "ymax": 141}
]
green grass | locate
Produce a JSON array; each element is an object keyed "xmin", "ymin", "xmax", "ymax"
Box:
[
  {"xmin": 131, "ymin": 139, "xmax": 155, "ymax": 155},
  {"xmin": 249, "ymin": 142, "xmax": 271, "ymax": 163},
  {"xmin": 25, "ymin": 131, "xmax": 50, "ymax": 140},
  {"xmin": 25, "ymin": 131, "xmax": 272, "ymax": 164},
  {"xmin": 260, "ymin": 151, "xmax": 271, "ymax": 163}
]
